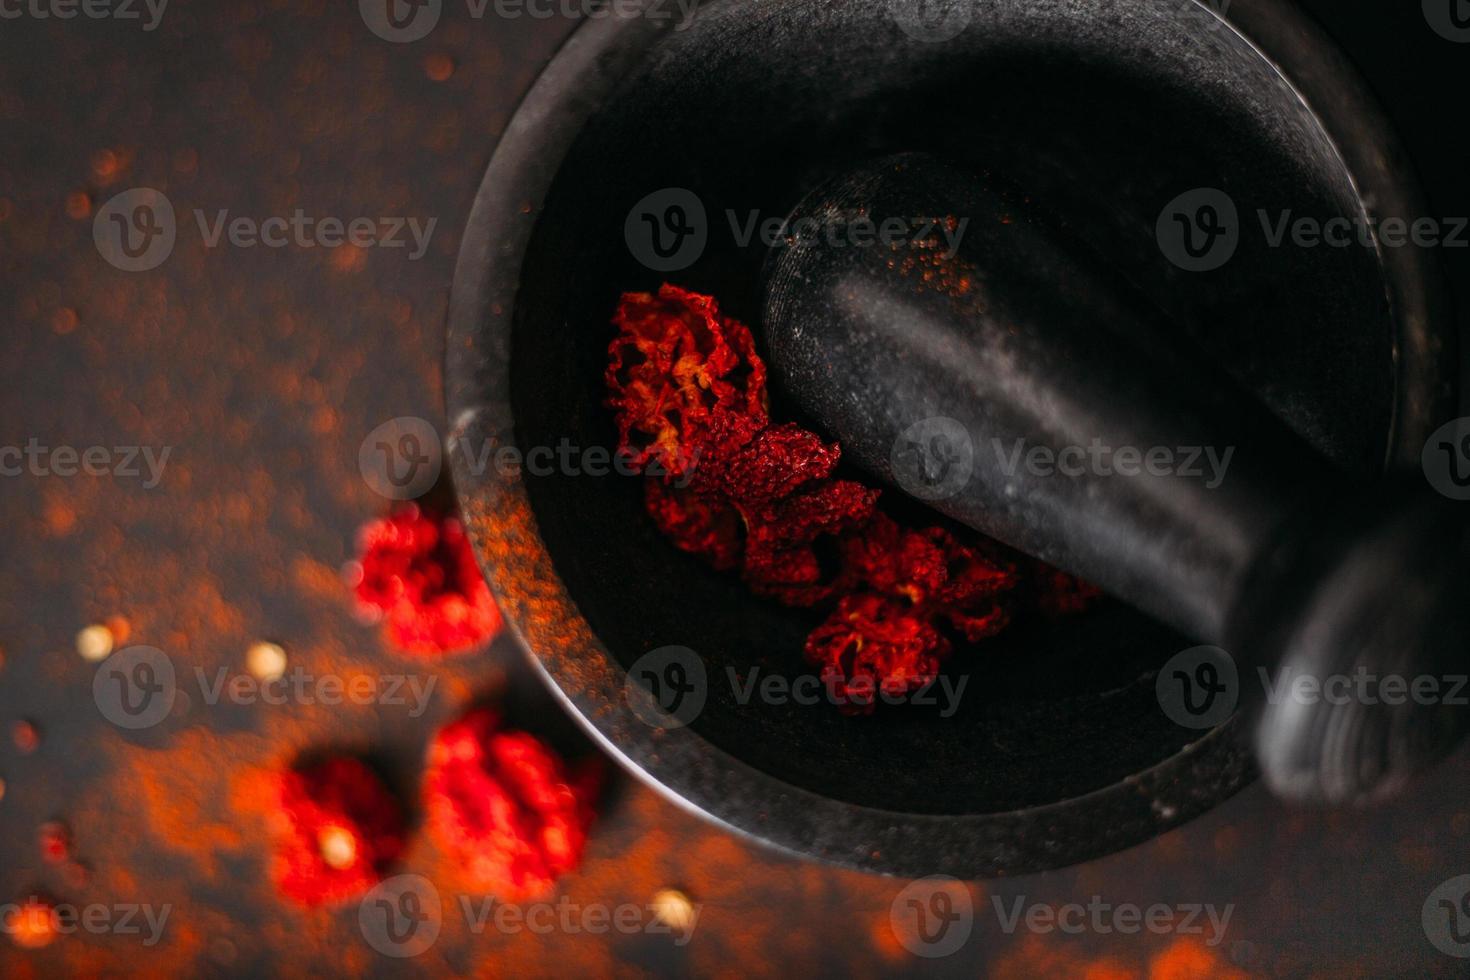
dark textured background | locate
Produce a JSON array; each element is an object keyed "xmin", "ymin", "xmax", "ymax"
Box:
[{"xmin": 1, "ymin": 0, "xmax": 1468, "ymax": 976}]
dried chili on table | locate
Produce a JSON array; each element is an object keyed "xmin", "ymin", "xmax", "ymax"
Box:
[
  {"xmin": 424, "ymin": 708, "xmax": 602, "ymax": 901},
  {"xmin": 348, "ymin": 503, "xmax": 503, "ymax": 658},
  {"xmin": 270, "ymin": 757, "xmax": 406, "ymax": 906}
]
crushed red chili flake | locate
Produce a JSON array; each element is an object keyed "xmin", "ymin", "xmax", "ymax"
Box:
[
  {"xmin": 686, "ymin": 420, "xmax": 880, "ymax": 604},
  {"xmin": 424, "ymin": 708, "xmax": 601, "ymax": 901},
  {"xmin": 607, "ymin": 285, "xmax": 1097, "ymax": 713},
  {"xmin": 644, "ymin": 479, "xmax": 745, "ymax": 572},
  {"xmin": 740, "ymin": 478, "xmax": 879, "ymax": 606},
  {"xmin": 606, "ymin": 284, "xmax": 768, "ymax": 479},
  {"xmin": 1026, "ymin": 561, "xmax": 1105, "ymax": 615},
  {"xmin": 689, "ymin": 422, "xmax": 841, "ymax": 507},
  {"xmin": 349, "ymin": 503, "xmax": 503, "ymax": 658},
  {"xmin": 11, "ymin": 719, "xmax": 40, "ymax": 754},
  {"xmin": 844, "ymin": 515, "xmax": 1018, "ymax": 638},
  {"xmin": 841, "ymin": 512, "xmax": 952, "ymax": 604},
  {"xmin": 805, "ymin": 593, "xmax": 950, "ymax": 714},
  {"xmin": 9, "ymin": 896, "xmax": 56, "ymax": 950},
  {"xmin": 38, "ymin": 820, "xmax": 71, "ymax": 864},
  {"xmin": 270, "ymin": 757, "xmax": 406, "ymax": 907},
  {"xmin": 61, "ymin": 862, "xmax": 91, "ymax": 890}
]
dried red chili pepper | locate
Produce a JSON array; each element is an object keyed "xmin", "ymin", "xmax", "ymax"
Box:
[
  {"xmin": 740, "ymin": 478, "xmax": 879, "ymax": 606},
  {"xmin": 841, "ymin": 512, "xmax": 951, "ymax": 604},
  {"xmin": 1025, "ymin": 560, "xmax": 1105, "ymax": 615},
  {"xmin": 424, "ymin": 708, "xmax": 601, "ymax": 901},
  {"xmin": 689, "ymin": 422, "xmax": 841, "ymax": 507},
  {"xmin": 807, "ymin": 515, "xmax": 1016, "ymax": 704},
  {"xmin": 805, "ymin": 593, "xmax": 951, "ymax": 715},
  {"xmin": 644, "ymin": 479, "xmax": 745, "ymax": 571},
  {"xmin": 914, "ymin": 525, "xmax": 1018, "ymax": 642},
  {"xmin": 606, "ymin": 284, "xmax": 768, "ymax": 479},
  {"xmin": 270, "ymin": 757, "xmax": 406, "ymax": 907},
  {"xmin": 349, "ymin": 504, "xmax": 503, "ymax": 658}
]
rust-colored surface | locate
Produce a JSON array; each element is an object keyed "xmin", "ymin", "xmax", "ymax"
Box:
[{"xmin": 1, "ymin": 2, "xmax": 1469, "ymax": 977}]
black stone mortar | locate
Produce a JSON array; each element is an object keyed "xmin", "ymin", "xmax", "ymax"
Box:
[{"xmin": 445, "ymin": 0, "xmax": 1454, "ymax": 877}]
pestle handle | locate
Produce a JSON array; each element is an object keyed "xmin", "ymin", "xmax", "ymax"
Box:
[{"xmin": 762, "ymin": 153, "xmax": 1470, "ymax": 804}]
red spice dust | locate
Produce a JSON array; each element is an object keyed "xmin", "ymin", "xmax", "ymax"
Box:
[
  {"xmin": 644, "ymin": 478, "xmax": 745, "ymax": 572},
  {"xmin": 606, "ymin": 285, "xmax": 1096, "ymax": 713},
  {"xmin": 269, "ymin": 757, "xmax": 406, "ymax": 907},
  {"xmin": 38, "ymin": 821, "xmax": 71, "ymax": 864},
  {"xmin": 11, "ymin": 719, "xmax": 40, "ymax": 753},
  {"xmin": 424, "ymin": 708, "xmax": 601, "ymax": 901},
  {"xmin": 1026, "ymin": 560, "xmax": 1105, "ymax": 615},
  {"xmin": 9, "ymin": 896, "xmax": 56, "ymax": 950},
  {"xmin": 348, "ymin": 504, "xmax": 503, "ymax": 658}
]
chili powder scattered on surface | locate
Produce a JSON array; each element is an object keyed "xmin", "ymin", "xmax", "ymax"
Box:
[{"xmin": 8, "ymin": 897, "xmax": 57, "ymax": 950}]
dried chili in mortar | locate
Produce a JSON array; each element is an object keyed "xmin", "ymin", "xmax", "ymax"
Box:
[{"xmin": 606, "ymin": 284, "xmax": 1096, "ymax": 714}]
